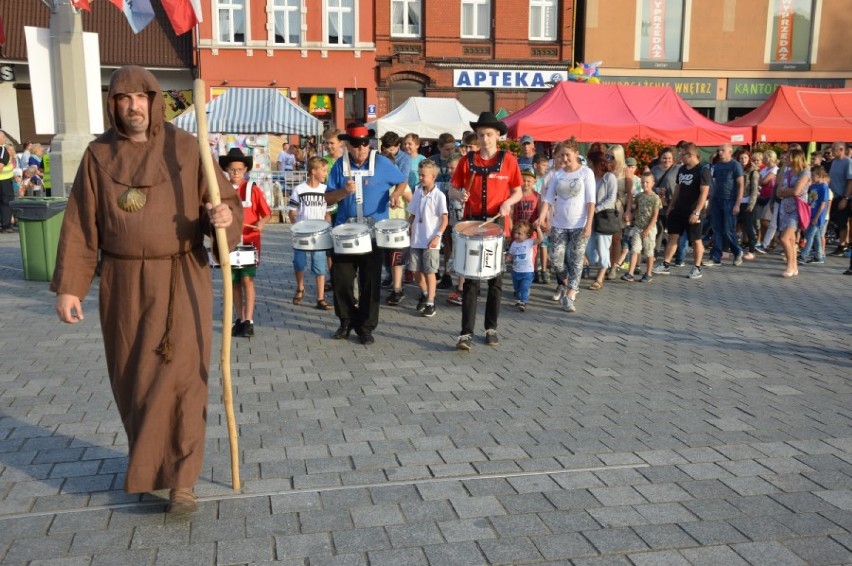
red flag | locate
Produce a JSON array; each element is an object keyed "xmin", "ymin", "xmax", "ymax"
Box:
[
  {"xmin": 71, "ymin": 0, "xmax": 92, "ymax": 11},
  {"xmin": 0, "ymin": 16, "xmax": 6, "ymax": 47},
  {"xmin": 161, "ymin": 0, "xmax": 201, "ymax": 35}
]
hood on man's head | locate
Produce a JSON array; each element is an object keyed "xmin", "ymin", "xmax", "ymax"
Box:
[{"xmin": 107, "ymin": 66, "xmax": 165, "ymax": 140}]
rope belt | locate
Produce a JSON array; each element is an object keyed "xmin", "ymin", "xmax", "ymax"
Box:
[{"xmin": 101, "ymin": 244, "xmax": 203, "ymax": 363}]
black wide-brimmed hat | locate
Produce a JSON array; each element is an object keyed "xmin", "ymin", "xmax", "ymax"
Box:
[
  {"xmin": 218, "ymin": 147, "xmax": 253, "ymax": 170},
  {"xmin": 469, "ymin": 111, "xmax": 507, "ymax": 136},
  {"xmin": 338, "ymin": 123, "xmax": 376, "ymax": 143}
]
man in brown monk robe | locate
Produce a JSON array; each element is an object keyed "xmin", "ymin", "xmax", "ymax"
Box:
[{"xmin": 51, "ymin": 66, "xmax": 243, "ymax": 514}]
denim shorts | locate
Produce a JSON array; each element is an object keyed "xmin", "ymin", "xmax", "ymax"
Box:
[{"xmin": 293, "ymin": 249, "xmax": 328, "ymax": 275}]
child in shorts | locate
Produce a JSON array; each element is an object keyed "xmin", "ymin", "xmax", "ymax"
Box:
[
  {"xmin": 407, "ymin": 160, "xmax": 449, "ymax": 317},
  {"xmin": 287, "ymin": 156, "xmax": 333, "ymax": 309},
  {"xmin": 622, "ymin": 171, "xmax": 661, "ymax": 283},
  {"xmin": 507, "ymin": 220, "xmax": 542, "ymax": 311},
  {"xmin": 220, "ymin": 148, "xmax": 272, "ymax": 337}
]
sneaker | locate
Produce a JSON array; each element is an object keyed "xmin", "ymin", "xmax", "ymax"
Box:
[
  {"xmin": 755, "ymin": 244, "xmax": 768, "ymax": 254},
  {"xmin": 386, "ymin": 289, "xmax": 404, "ymax": 306},
  {"xmin": 381, "ymin": 277, "xmax": 392, "ymax": 289},
  {"xmin": 829, "ymin": 245, "xmax": 847, "ymax": 256},
  {"xmin": 640, "ymin": 274, "xmax": 653, "ymax": 283},
  {"xmin": 242, "ymin": 321, "xmax": 254, "ymax": 337},
  {"xmin": 673, "ymin": 260, "xmax": 686, "ymax": 267},
  {"xmin": 562, "ymin": 296, "xmax": 576, "ymax": 313},
  {"xmin": 456, "ymin": 334, "xmax": 473, "ymax": 351},
  {"xmin": 437, "ymin": 273, "xmax": 454, "ymax": 289},
  {"xmin": 542, "ymin": 271, "xmax": 550, "ymax": 284},
  {"xmin": 447, "ymin": 291, "xmax": 463, "ymax": 306},
  {"xmin": 517, "ymin": 302, "xmax": 526, "ymax": 312},
  {"xmin": 422, "ymin": 304, "xmax": 436, "ymax": 317},
  {"xmin": 231, "ymin": 319, "xmax": 244, "ymax": 337},
  {"xmin": 416, "ymin": 294, "xmax": 427, "ymax": 312},
  {"xmin": 796, "ymin": 256, "xmax": 807, "ymax": 265},
  {"xmin": 619, "ymin": 261, "xmax": 630, "ymax": 270},
  {"xmin": 687, "ymin": 266, "xmax": 703, "ymax": 279},
  {"xmin": 743, "ymin": 252, "xmax": 755, "ymax": 261},
  {"xmin": 701, "ymin": 258, "xmax": 720, "ymax": 267},
  {"xmin": 621, "ymin": 273, "xmax": 635, "ymax": 282},
  {"xmin": 552, "ymin": 284, "xmax": 567, "ymax": 302},
  {"xmin": 485, "ymin": 329, "xmax": 499, "ymax": 346},
  {"xmin": 581, "ymin": 266, "xmax": 590, "ymax": 279},
  {"xmin": 733, "ymin": 251, "xmax": 744, "ymax": 266},
  {"xmin": 652, "ymin": 263, "xmax": 671, "ymax": 275},
  {"xmin": 807, "ymin": 257, "xmax": 825, "ymax": 264}
]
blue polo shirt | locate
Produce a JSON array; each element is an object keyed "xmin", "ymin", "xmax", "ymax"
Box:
[{"xmin": 327, "ymin": 152, "xmax": 406, "ymax": 226}]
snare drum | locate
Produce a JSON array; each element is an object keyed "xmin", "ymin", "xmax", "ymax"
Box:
[
  {"xmin": 451, "ymin": 221, "xmax": 504, "ymax": 280},
  {"xmin": 209, "ymin": 244, "xmax": 259, "ymax": 268},
  {"xmin": 373, "ymin": 219, "xmax": 410, "ymax": 249},
  {"xmin": 332, "ymin": 223, "xmax": 373, "ymax": 255},
  {"xmin": 291, "ymin": 219, "xmax": 333, "ymax": 251}
]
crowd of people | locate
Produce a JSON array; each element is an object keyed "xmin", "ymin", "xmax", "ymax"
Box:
[{"xmin": 262, "ymin": 114, "xmax": 852, "ymax": 353}]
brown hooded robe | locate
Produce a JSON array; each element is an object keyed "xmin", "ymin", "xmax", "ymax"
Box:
[{"xmin": 50, "ymin": 66, "xmax": 242, "ymax": 493}]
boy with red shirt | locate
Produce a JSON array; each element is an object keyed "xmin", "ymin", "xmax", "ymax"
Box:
[
  {"xmin": 450, "ymin": 113, "xmax": 523, "ymax": 350},
  {"xmin": 220, "ymin": 148, "xmax": 272, "ymax": 337}
]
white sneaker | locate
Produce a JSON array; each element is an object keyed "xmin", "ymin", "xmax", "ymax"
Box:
[
  {"xmin": 552, "ymin": 284, "xmax": 567, "ymax": 302},
  {"xmin": 562, "ymin": 296, "xmax": 576, "ymax": 312},
  {"xmin": 687, "ymin": 266, "xmax": 703, "ymax": 279}
]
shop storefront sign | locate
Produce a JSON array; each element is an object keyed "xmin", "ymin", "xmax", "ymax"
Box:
[
  {"xmin": 728, "ymin": 78, "xmax": 844, "ymax": 100},
  {"xmin": 599, "ymin": 76, "xmax": 716, "ymax": 100},
  {"xmin": 453, "ymin": 69, "xmax": 568, "ymax": 89}
]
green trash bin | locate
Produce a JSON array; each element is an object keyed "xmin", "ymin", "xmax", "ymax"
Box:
[{"xmin": 11, "ymin": 197, "xmax": 68, "ymax": 281}]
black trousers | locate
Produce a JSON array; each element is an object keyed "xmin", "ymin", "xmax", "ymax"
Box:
[
  {"xmin": 332, "ymin": 247, "xmax": 383, "ymax": 334},
  {"xmin": 0, "ymin": 178, "xmax": 14, "ymax": 229},
  {"xmin": 461, "ymin": 275, "xmax": 502, "ymax": 336}
]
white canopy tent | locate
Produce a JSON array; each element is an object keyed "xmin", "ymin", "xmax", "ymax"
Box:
[{"xmin": 366, "ymin": 97, "xmax": 479, "ymax": 139}]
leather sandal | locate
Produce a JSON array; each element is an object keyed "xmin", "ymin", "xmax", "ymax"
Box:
[
  {"xmin": 588, "ymin": 281, "xmax": 603, "ymax": 290},
  {"xmin": 315, "ymin": 298, "xmax": 332, "ymax": 310},
  {"xmin": 292, "ymin": 288, "xmax": 305, "ymax": 305},
  {"xmin": 167, "ymin": 488, "xmax": 198, "ymax": 515}
]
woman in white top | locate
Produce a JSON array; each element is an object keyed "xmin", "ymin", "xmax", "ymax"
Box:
[
  {"xmin": 585, "ymin": 150, "xmax": 618, "ymax": 290},
  {"xmin": 540, "ymin": 138, "xmax": 596, "ymax": 313}
]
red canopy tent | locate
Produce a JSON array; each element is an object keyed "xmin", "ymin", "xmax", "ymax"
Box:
[
  {"xmin": 727, "ymin": 86, "xmax": 852, "ymax": 142},
  {"xmin": 504, "ymin": 81, "xmax": 751, "ymax": 146}
]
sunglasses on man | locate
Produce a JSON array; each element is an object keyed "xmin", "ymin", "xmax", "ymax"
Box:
[{"xmin": 349, "ymin": 140, "xmax": 370, "ymax": 148}]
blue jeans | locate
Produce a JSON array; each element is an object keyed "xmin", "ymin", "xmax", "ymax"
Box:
[
  {"xmin": 674, "ymin": 232, "xmax": 689, "ymax": 264},
  {"xmin": 512, "ymin": 271, "xmax": 534, "ymax": 302},
  {"xmin": 800, "ymin": 223, "xmax": 824, "ymax": 260},
  {"xmin": 710, "ymin": 198, "xmax": 742, "ymax": 261}
]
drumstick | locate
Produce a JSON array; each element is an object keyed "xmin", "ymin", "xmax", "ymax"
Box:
[
  {"xmin": 244, "ymin": 223, "xmax": 259, "ymax": 229},
  {"xmin": 478, "ymin": 214, "xmax": 501, "ymax": 228}
]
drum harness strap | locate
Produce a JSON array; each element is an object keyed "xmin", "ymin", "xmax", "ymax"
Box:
[
  {"xmin": 238, "ymin": 181, "xmax": 256, "ymax": 246},
  {"xmin": 341, "ymin": 150, "xmax": 377, "ymax": 223},
  {"xmin": 466, "ymin": 150, "xmax": 506, "ymax": 220},
  {"xmin": 101, "ymin": 244, "xmax": 204, "ymax": 364}
]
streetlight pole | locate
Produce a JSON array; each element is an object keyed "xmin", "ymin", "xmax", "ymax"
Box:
[{"xmin": 49, "ymin": 0, "xmax": 93, "ymax": 197}]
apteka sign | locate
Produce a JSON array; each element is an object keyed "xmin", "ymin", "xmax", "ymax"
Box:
[{"xmin": 454, "ymin": 69, "xmax": 568, "ymax": 89}]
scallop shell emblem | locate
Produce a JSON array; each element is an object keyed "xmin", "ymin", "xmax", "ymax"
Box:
[{"xmin": 117, "ymin": 187, "xmax": 147, "ymax": 212}]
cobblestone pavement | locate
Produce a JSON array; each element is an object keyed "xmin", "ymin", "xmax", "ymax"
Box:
[{"xmin": 0, "ymin": 223, "xmax": 850, "ymax": 566}]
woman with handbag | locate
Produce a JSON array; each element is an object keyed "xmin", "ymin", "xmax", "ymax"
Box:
[
  {"xmin": 604, "ymin": 144, "xmax": 635, "ymax": 279},
  {"xmin": 585, "ymin": 151, "xmax": 619, "ymax": 290},
  {"xmin": 776, "ymin": 148, "xmax": 811, "ymax": 277}
]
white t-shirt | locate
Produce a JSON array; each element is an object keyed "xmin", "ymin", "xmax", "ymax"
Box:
[
  {"xmin": 509, "ymin": 238, "xmax": 537, "ymax": 273},
  {"xmin": 278, "ymin": 150, "xmax": 296, "ymax": 171},
  {"xmin": 543, "ymin": 166, "xmax": 596, "ymax": 230},
  {"xmin": 287, "ymin": 182, "xmax": 329, "ymax": 222},
  {"xmin": 407, "ymin": 185, "xmax": 448, "ymax": 249}
]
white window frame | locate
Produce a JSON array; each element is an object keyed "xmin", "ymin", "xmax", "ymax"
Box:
[
  {"xmin": 391, "ymin": 0, "xmax": 422, "ymax": 37},
  {"xmin": 215, "ymin": 0, "xmax": 248, "ymax": 44},
  {"xmin": 529, "ymin": 0, "xmax": 557, "ymax": 41},
  {"xmin": 461, "ymin": 0, "xmax": 490, "ymax": 39},
  {"xmin": 269, "ymin": 0, "xmax": 301, "ymax": 45},
  {"xmin": 324, "ymin": 0, "xmax": 355, "ymax": 46}
]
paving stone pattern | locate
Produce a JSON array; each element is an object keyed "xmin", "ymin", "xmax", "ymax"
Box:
[{"xmin": 0, "ymin": 225, "xmax": 850, "ymax": 565}]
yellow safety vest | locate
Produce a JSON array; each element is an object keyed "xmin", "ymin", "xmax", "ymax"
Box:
[{"xmin": 0, "ymin": 148, "xmax": 13, "ymax": 181}]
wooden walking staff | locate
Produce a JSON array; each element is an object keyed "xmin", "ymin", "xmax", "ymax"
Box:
[{"xmin": 193, "ymin": 78, "xmax": 241, "ymax": 492}]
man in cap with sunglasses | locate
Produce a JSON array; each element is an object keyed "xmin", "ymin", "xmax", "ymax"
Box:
[{"xmin": 325, "ymin": 123, "xmax": 407, "ymax": 345}]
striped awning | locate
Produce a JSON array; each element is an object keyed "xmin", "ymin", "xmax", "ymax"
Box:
[{"xmin": 172, "ymin": 88, "xmax": 323, "ymax": 137}]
